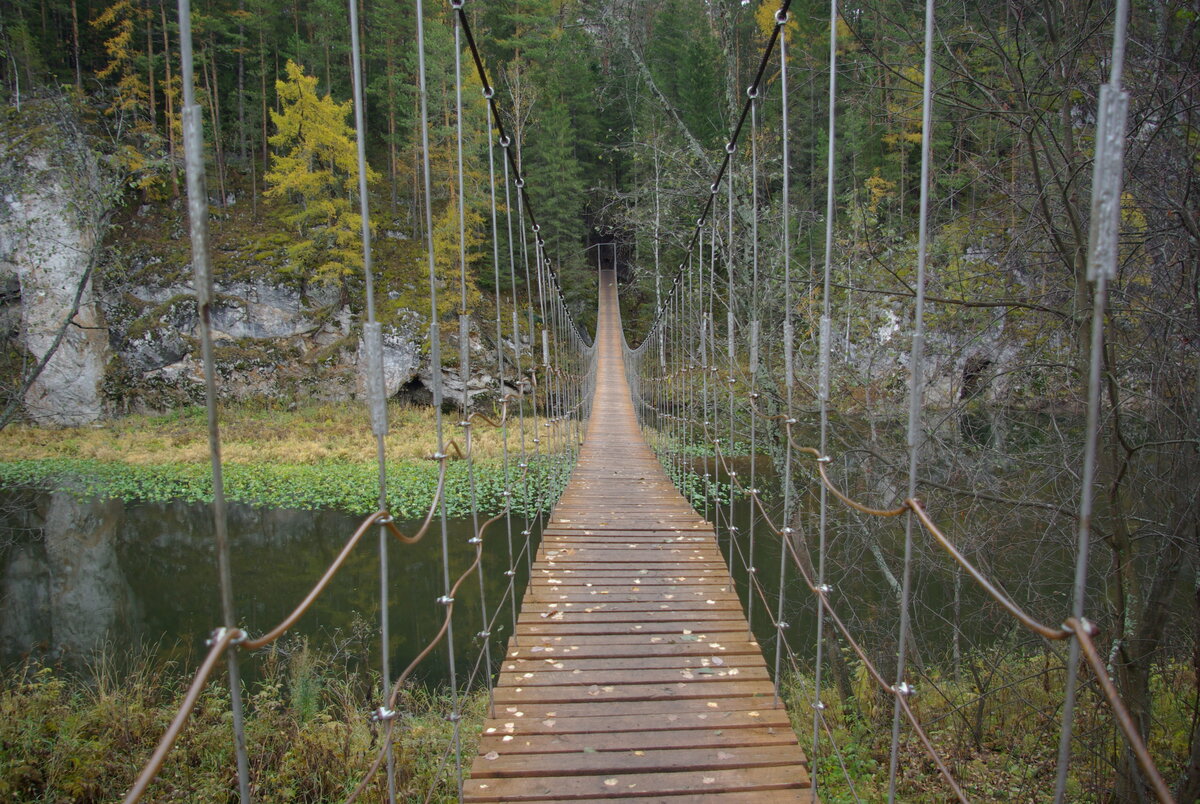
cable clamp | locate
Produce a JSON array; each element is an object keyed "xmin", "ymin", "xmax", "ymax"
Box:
[
  {"xmin": 477, "ymin": 630, "xmax": 491, "ymax": 639},
  {"xmin": 500, "ymin": 491, "xmax": 512, "ymax": 498},
  {"xmin": 817, "ymin": 583, "xmax": 833, "ymax": 594},
  {"xmin": 372, "ymin": 707, "xmax": 398, "ymax": 723},
  {"xmin": 459, "ymin": 420, "xmax": 471, "ymax": 427},
  {"xmin": 785, "ymin": 418, "xmax": 798, "ymax": 425},
  {"xmin": 468, "ymin": 536, "xmax": 482, "ymax": 545},
  {"xmin": 504, "ymin": 569, "xmax": 516, "ymax": 577},
  {"xmin": 782, "ymin": 527, "xmax": 794, "ymax": 534},
  {"xmin": 433, "ymin": 452, "xmax": 448, "ymax": 460},
  {"xmin": 729, "ymin": 471, "xmax": 737, "ymax": 477},
  {"xmin": 749, "ymin": 488, "xmax": 759, "ymax": 495},
  {"xmin": 437, "ymin": 595, "xmax": 455, "ymax": 605},
  {"xmin": 812, "ymin": 700, "xmax": 826, "ymax": 711},
  {"xmin": 207, "ymin": 626, "xmax": 244, "ymax": 647},
  {"xmin": 1067, "ymin": 617, "xmax": 1098, "ymax": 636},
  {"xmin": 817, "ymin": 455, "xmax": 832, "ymax": 463},
  {"xmin": 749, "ymin": 392, "xmax": 760, "ymax": 400},
  {"xmin": 532, "ymin": 438, "xmax": 541, "ymax": 444},
  {"xmin": 727, "ymin": 525, "xmax": 739, "ymax": 532},
  {"xmin": 521, "ymin": 530, "xmax": 531, "ymax": 537},
  {"xmin": 518, "ymin": 462, "xmax": 528, "ymax": 469},
  {"xmin": 447, "ymin": 712, "xmax": 462, "ymax": 723},
  {"xmin": 376, "ymin": 514, "xmax": 394, "ymax": 524},
  {"xmin": 892, "ymin": 682, "xmax": 915, "ymax": 697},
  {"xmin": 777, "ymin": 620, "xmax": 790, "ymax": 630}
]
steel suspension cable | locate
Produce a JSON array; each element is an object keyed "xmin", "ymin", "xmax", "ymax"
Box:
[
  {"xmin": 812, "ymin": 0, "xmax": 839, "ymax": 793},
  {"xmin": 1054, "ymin": 0, "xmax": 1135, "ymax": 799},
  {"xmin": 413, "ymin": 0, "xmax": 461, "ymax": 795},
  {"xmin": 347, "ymin": 0, "xmax": 396, "ymax": 795},
  {"xmin": 452, "ymin": 6, "xmax": 494, "ymax": 709},
  {"xmin": 489, "ymin": 109, "xmax": 520, "ymax": 643},
  {"xmin": 773, "ymin": 8, "xmax": 794, "ymax": 706},
  {"xmin": 174, "ymin": 0, "xmax": 251, "ymax": 799},
  {"xmin": 887, "ymin": 0, "xmax": 935, "ymax": 797}
]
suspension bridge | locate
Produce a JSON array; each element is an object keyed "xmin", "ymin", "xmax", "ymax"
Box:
[
  {"xmin": 114, "ymin": 0, "xmax": 1183, "ymax": 801},
  {"xmin": 464, "ymin": 272, "xmax": 812, "ymax": 800}
]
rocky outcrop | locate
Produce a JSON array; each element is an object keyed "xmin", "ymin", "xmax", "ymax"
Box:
[
  {"xmin": 0, "ymin": 106, "xmax": 111, "ymax": 425},
  {"xmin": 100, "ymin": 271, "xmax": 528, "ymax": 411}
]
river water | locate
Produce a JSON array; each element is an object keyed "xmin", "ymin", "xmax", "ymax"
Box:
[
  {"xmin": 0, "ymin": 490, "xmax": 535, "ymax": 684},
  {"xmin": 1, "ymin": 410, "xmax": 1115, "ymax": 686}
]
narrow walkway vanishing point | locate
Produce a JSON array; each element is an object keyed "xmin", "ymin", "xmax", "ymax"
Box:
[{"xmin": 465, "ymin": 271, "xmax": 813, "ymax": 801}]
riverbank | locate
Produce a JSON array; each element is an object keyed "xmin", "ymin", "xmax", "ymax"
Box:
[{"xmin": 0, "ymin": 402, "xmax": 565, "ymax": 516}]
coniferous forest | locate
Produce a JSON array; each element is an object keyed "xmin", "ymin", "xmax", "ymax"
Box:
[{"xmin": 1, "ymin": 0, "xmax": 1199, "ymax": 800}]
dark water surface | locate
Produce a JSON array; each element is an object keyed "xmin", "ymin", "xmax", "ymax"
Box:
[
  {"xmin": 1, "ymin": 408, "xmax": 1112, "ymax": 688},
  {"xmin": 0, "ymin": 491, "xmax": 537, "ymax": 685}
]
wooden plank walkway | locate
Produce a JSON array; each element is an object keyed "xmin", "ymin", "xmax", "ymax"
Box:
[{"xmin": 464, "ymin": 271, "xmax": 813, "ymax": 801}]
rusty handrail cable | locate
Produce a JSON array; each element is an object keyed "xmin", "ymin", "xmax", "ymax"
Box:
[
  {"xmin": 344, "ymin": 509, "xmax": 505, "ymax": 804},
  {"xmin": 121, "ymin": 465, "xmax": 448, "ymax": 802},
  {"xmin": 707, "ymin": 441, "xmax": 969, "ymax": 801},
  {"xmin": 122, "ymin": 627, "xmax": 243, "ymax": 804},
  {"xmin": 751, "ymin": 426, "xmax": 1174, "ymax": 797},
  {"xmin": 906, "ymin": 498, "xmax": 1072, "ymax": 642},
  {"xmin": 1070, "ymin": 618, "xmax": 1176, "ymax": 803},
  {"xmin": 241, "ymin": 481, "xmax": 445, "ymax": 650}
]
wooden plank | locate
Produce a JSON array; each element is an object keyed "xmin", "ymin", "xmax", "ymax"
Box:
[
  {"xmin": 475, "ymin": 726, "xmax": 797, "ymax": 755},
  {"xmin": 464, "ymin": 766, "xmax": 810, "ymax": 801}
]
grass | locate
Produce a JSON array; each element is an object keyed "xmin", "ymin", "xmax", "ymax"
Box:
[
  {"xmin": 0, "ymin": 401, "xmax": 553, "ymax": 465},
  {"xmin": 0, "ymin": 643, "xmax": 487, "ymax": 804},
  {"xmin": 0, "ymin": 401, "xmax": 577, "ymax": 516}
]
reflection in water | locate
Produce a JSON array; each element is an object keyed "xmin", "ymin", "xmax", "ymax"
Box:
[{"xmin": 0, "ymin": 491, "xmax": 537, "ymax": 684}]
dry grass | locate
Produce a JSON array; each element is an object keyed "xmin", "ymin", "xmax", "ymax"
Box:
[{"xmin": 0, "ymin": 401, "xmax": 558, "ymax": 465}]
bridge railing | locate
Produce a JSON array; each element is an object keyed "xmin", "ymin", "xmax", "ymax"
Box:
[
  {"xmin": 121, "ymin": 0, "xmax": 596, "ymax": 801},
  {"xmin": 622, "ymin": 0, "xmax": 1175, "ymax": 801}
]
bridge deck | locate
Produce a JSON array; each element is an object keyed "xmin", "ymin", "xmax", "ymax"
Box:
[{"xmin": 464, "ymin": 271, "xmax": 813, "ymax": 801}]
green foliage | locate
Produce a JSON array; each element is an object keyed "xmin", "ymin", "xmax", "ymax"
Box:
[
  {"xmin": 0, "ymin": 649, "xmax": 486, "ymax": 803},
  {"xmin": 0, "ymin": 456, "xmax": 565, "ymax": 518}
]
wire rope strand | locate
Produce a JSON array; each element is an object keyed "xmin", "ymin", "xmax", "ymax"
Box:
[
  {"xmin": 726, "ymin": 156, "xmax": 737, "ymax": 599},
  {"xmin": 773, "ymin": 11, "xmax": 793, "ymax": 706},
  {"xmin": 346, "ymin": 0, "xmax": 395, "ymax": 797},
  {"xmin": 414, "ymin": 0, "xmax": 460, "ymax": 796},
  {"xmin": 1053, "ymin": 0, "xmax": 1131, "ymax": 798},
  {"xmin": 887, "ymin": 0, "xmax": 935, "ymax": 798},
  {"xmin": 812, "ymin": 0, "xmax": 839, "ymax": 792},
  {"xmin": 747, "ymin": 92, "xmax": 759, "ymax": 635},
  {"xmin": 492, "ymin": 106, "xmax": 520, "ymax": 646},
  {"xmin": 174, "ymin": 0, "xmax": 250, "ymax": 798}
]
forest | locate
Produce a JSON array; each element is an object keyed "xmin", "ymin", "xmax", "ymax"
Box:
[{"xmin": 1, "ymin": 0, "xmax": 1198, "ymax": 800}]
